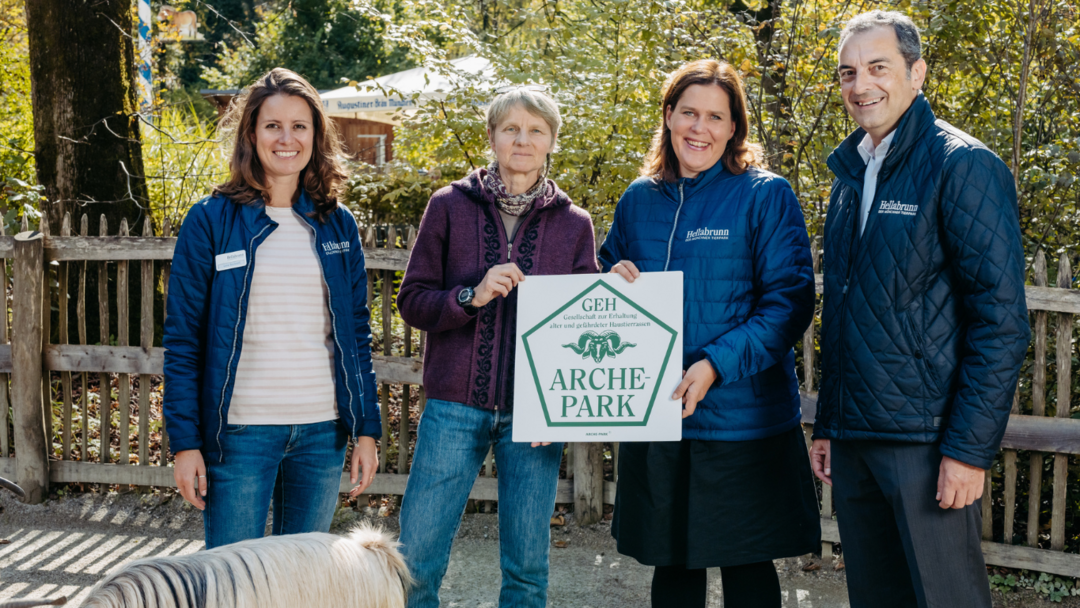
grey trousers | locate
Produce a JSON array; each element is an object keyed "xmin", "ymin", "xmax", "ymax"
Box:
[{"xmin": 831, "ymin": 440, "xmax": 992, "ymax": 608}]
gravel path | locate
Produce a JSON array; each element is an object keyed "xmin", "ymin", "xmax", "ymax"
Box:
[{"xmin": 0, "ymin": 490, "xmax": 1069, "ymax": 607}]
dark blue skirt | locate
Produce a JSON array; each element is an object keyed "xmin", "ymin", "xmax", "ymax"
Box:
[{"xmin": 611, "ymin": 425, "xmax": 821, "ymax": 569}]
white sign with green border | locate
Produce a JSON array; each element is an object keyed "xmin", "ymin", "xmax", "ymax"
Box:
[{"xmin": 512, "ymin": 272, "xmax": 683, "ymax": 443}]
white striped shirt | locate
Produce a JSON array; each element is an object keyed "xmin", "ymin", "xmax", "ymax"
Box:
[{"xmin": 227, "ymin": 204, "xmax": 337, "ymax": 425}]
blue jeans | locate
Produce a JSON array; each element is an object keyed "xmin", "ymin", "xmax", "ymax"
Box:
[
  {"xmin": 399, "ymin": 399, "xmax": 563, "ymax": 608},
  {"xmin": 203, "ymin": 419, "xmax": 348, "ymax": 549}
]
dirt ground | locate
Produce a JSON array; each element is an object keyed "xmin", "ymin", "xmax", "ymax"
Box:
[{"xmin": 0, "ymin": 489, "xmax": 1072, "ymax": 607}]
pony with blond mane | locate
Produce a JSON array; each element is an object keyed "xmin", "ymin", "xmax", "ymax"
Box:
[{"xmin": 82, "ymin": 524, "xmax": 411, "ymax": 608}]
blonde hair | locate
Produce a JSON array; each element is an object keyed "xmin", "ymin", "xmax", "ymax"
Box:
[{"xmin": 486, "ymin": 87, "xmax": 562, "ymax": 148}]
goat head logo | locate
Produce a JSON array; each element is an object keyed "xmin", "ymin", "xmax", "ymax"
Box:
[{"xmin": 562, "ymin": 330, "xmax": 637, "ymax": 364}]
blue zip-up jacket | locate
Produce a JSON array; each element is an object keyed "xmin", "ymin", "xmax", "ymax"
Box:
[
  {"xmin": 163, "ymin": 192, "xmax": 381, "ymax": 463},
  {"xmin": 814, "ymin": 93, "xmax": 1031, "ymax": 469},
  {"xmin": 599, "ymin": 163, "xmax": 815, "ymax": 441}
]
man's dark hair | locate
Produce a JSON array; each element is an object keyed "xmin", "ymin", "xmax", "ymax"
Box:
[{"xmin": 839, "ymin": 10, "xmax": 922, "ymax": 72}]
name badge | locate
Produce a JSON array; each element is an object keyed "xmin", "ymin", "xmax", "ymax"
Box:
[{"xmin": 215, "ymin": 250, "xmax": 247, "ymax": 271}]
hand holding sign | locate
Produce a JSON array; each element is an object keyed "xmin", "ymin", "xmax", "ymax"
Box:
[
  {"xmin": 473, "ymin": 263, "xmax": 525, "ymax": 307},
  {"xmin": 610, "ymin": 259, "xmax": 641, "ymax": 283}
]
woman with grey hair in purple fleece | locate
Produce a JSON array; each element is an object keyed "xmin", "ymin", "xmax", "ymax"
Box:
[{"xmin": 396, "ymin": 87, "xmax": 598, "ymax": 608}]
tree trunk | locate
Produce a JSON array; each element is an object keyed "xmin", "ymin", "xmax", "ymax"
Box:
[
  {"xmin": 729, "ymin": 0, "xmax": 794, "ymax": 176},
  {"xmin": 25, "ymin": 0, "xmax": 149, "ymax": 233}
]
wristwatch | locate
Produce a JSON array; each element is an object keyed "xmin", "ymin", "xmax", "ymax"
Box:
[{"xmin": 457, "ymin": 286, "xmax": 478, "ymax": 314}]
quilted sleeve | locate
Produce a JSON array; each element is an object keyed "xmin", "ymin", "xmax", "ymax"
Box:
[
  {"xmin": 162, "ymin": 204, "xmax": 213, "ymax": 454},
  {"xmin": 597, "ymin": 189, "xmax": 630, "ymax": 273},
  {"xmin": 702, "ymin": 180, "xmax": 815, "ymax": 384},
  {"xmin": 938, "ymin": 149, "xmax": 1031, "ymax": 469},
  {"xmin": 346, "ymin": 213, "xmax": 381, "ymax": 439},
  {"xmin": 397, "ymin": 192, "xmax": 480, "ymax": 332}
]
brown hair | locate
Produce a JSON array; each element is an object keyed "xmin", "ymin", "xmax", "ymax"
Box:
[
  {"xmin": 214, "ymin": 68, "xmax": 347, "ymax": 221},
  {"xmin": 642, "ymin": 60, "xmax": 765, "ymax": 182}
]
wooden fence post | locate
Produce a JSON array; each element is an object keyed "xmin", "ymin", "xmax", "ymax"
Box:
[
  {"xmin": 379, "ymin": 226, "xmax": 395, "ymax": 474},
  {"xmin": 118, "ymin": 218, "xmax": 131, "ymax": 470},
  {"xmin": 139, "ymin": 219, "xmax": 154, "ymax": 468},
  {"xmin": 1001, "ymin": 390, "xmax": 1020, "ymax": 543},
  {"xmin": 573, "ymin": 442, "xmax": 603, "ymax": 525},
  {"xmin": 98, "ymin": 216, "xmax": 111, "ymax": 465},
  {"xmin": 1028, "ymin": 251, "xmax": 1049, "ymax": 547},
  {"xmin": 398, "ymin": 226, "xmax": 417, "ymax": 476},
  {"xmin": 0, "ymin": 219, "xmax": 12, "ymax": 460},
  {"xmin": 59, "ymin": 214, "xmax": 72, "ymax": 462},
  {"xmin": 78, "ymin": 214, "xmax": 89, "ymax": 462},
  {"xmin": 39, "ymin": 216, "xmax": 52, "ymax": 447},
  {"xmin": 805, "ymin": 243, "xmax": 833, "ymax": 560},
  {"xmin": 1051, "ymin": 255, "xmax": 1073, "ymax": 551},
  {"xmin": 12, "ymin": 230, "xmax": 48, "ymax": 503},
  {"xmin": 160, "ymin": 217, "xmax": 172, "ymax": 459}
]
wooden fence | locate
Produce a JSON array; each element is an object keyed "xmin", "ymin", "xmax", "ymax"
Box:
[{"xmin": 1, "ymin": 213, "xmax": 1079, "ymax": 577}]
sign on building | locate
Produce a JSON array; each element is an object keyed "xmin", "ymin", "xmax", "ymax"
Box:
[{"xmin": 512, "ymin": 272, "xmax": 684, "ymax": 443}]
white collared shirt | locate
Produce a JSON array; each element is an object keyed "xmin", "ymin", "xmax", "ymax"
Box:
[{"xmin": 857, "ymin": 130, "xmax": 896, "ymax": 236}]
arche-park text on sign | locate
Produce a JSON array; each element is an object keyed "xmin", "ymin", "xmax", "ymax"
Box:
[{"xmin": 513, "ymin": 272, "xmax": 684, "ymax": 443}]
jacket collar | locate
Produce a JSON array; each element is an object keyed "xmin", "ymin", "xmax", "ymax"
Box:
[
  {"xmin": 656, "ymin": 159, "xmax": 740, "ymax": 203},
  {"xmin": 240, "ymin": 189, "xmax": 317, "ymax": 227},
  {"xmin": 828, "ymin": 92, "xmax": 936, "ymax": 187},
  {"xmin": 451, "ymin": 167, "xmax": 571, "ymax": 211}
]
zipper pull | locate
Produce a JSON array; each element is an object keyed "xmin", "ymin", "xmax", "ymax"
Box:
[
  {"xmin": 508, "ymin": 241, "xmax": 513, "ymax": 261},
  {"xmin": 843, "ymin": 282, "xmax": 849, "ymax": 295}
]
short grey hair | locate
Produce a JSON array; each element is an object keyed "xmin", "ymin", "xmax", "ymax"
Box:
[
  {"xmin": 486, "ymin": 86, "xmax": 561, "ymax": 147},
  {"xmin": 839, "ymin": 10, "xmax": 922, "ymax": 71}
]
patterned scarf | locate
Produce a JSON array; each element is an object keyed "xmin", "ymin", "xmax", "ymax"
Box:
[{"xmin": 482, "ymin": 161, "xmax": 550, "ymax": 217}]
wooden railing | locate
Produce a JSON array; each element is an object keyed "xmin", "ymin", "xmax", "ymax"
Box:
[{"xmin": 1, "ymin": 213, "xmax": 1078, "ymax": 576}]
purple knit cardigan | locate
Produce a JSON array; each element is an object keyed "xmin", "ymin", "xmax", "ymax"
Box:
[{"xmin": 397, "ymin": 168, "xmax": 599, "ymax": 411}]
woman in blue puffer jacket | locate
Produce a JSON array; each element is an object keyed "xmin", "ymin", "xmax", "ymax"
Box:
[
  {"xmin": 163, "ymin": 68, "xmax": 381, "ymax": 549},
  {"xmin": 599, "ymin": 59, "xmax": 820, "ymax": 608}
]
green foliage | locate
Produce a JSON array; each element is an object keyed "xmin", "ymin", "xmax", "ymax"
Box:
[
  {"xmin": 0, "ymin": 178, "xmax": 43, "ymax": 232},
  {"xmin": 1033, "ymin": 572, "xmax": 1080, "ymax": 602},
  {"xmin": 361, "ymin": 0, "xmax": 719, "ymax": 224},
  {"xmin": 991, "ymin": 570, "xmax": 1080, "ymax": 602},
  {"xmin": 141, "ymin": 104, "xmax": 231, "ymax": 231},
  {"xmin": 0, "ymin": 0, "xmax": 36, "ymax": 198},
  {"xmin": 357, "ymin": 0, "xmax": 1080, "ymax": 253},
  {"xmin": 202, "ymin": 0, "xmax": 412, "ymax": 90},
  {"xmin": 989, "ymin": 571, "xmax": 1019, "ymax": 593},
  {"xmin": 340, "ymin": 160, "xmax": 437, "ymax": 226},
  {"xmin": 0, "ymin": 0, "xmax": 43, "ymax": 232},
  {"xmin": 151, "ymin": 0, "xmax": 260, "ymax": 89}
]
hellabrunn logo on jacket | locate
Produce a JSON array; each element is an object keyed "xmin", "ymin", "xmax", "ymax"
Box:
[
  {"xmin": 321, "ymin": 240, "xmax": 351, "ymax": 255},
  {"xmin": 685, "ymin": 227, "xmax": 730, "ymax": 241},
  {"xmin": 878, "ymin": 200, "xmax": 918, "ymax": 216}
]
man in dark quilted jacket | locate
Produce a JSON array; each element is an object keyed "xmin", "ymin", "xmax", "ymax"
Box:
[{"xmin": 809, "ymin": 10, "xmax": 1030, "ymax": 608}]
